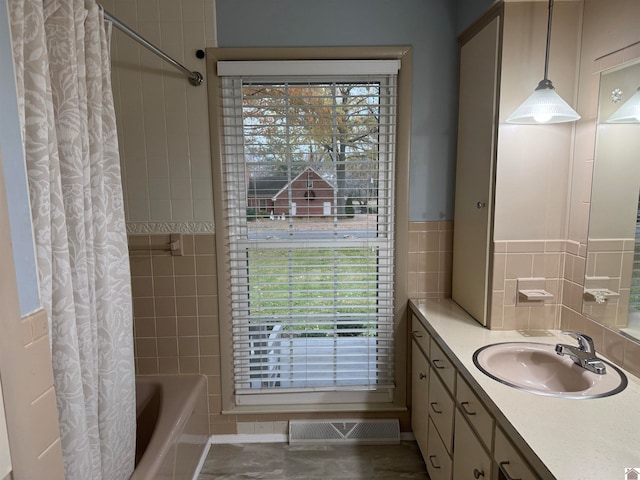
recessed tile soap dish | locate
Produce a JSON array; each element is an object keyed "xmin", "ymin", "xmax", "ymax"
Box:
[
  {"xmin": 516, "ymin": 278, "xmax": 553, "ymax": 306},
  {"xmin": 518, "ymin": 289, "xmax": 554, "ymax": 300}
]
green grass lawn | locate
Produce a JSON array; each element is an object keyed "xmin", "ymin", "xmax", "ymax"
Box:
[{"xmin": 246, "ymin": 247, "xmax": 379, "ymax": 335}]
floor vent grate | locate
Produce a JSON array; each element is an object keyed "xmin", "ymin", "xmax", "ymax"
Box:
[{"xmin": 289, "ymin": 419, "xmax": 400, "ymax": 445}]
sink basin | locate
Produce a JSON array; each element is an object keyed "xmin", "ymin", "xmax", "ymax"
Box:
[{"xmin": 473, "ymin": 342, "xmax": 627, "ymax": 399}]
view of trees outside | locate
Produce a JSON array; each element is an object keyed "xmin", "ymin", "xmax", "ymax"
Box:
[{"xmin": 242, "ymin": 82, "xmax": 383, "ymax": 221}]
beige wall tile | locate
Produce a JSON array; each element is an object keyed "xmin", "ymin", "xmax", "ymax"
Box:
[
  {"xmin": 133, "ymin": 297, "xmax": 155, "ymax": 317},
  {"xmin": 175, "ymin": 276, "xmax": 197, "ymax": 296},
  {"xmin": 134, "ymin": 317, "xmax": 157, "ymax": 338},
  {"xmin": 130, "ymin": 255, "xmax": 152, "ymax": 276},
  {"xmin": 137, "ymin": 357, "xmax": 159, "ymax": 375},
  {"xmin": 153, "ymin": 276, "xmax": 175, "ymax": 296},
  {"xmin": 178, "ymin": 337, "xmax": 200, "ymax": 356},
  {"xmin": 29, "ymin": 388, "xmax": 60, "ymax": 457},
  {"xmin": 179, "ymin": 356, "xmax": 200, "ymax": 374},
  {"xmin": 174, "ymin": 256, "xmax": 196, "ymax": 275},
  {"xmin": 176, "ymin": 296, "xmax": 198, "ymax": 316},
  {"xmin": 155, "ymin": 317, "xmax": 177, "ymax": 337},
  {"xmin": 177, "ymin": 316, "xmax": 199, "ymax": 337},
  {"xmin": 624, "ymin": 340, "xmax": 640, "ymax": 376},
  {"xmin": 505, "ymin": 253, "xmax": 533, "ymax": 279},
  {"xmin": 152, "ymin": 256, "xmax": 174, "ymax": 276},
  {"xmin": 602, "ymin": 328, "xmax": 625, "ymax": 365},
  {"xmin": 157, "ymin": 337, "xmax": 179, "ymax": 357},
  {"xmin": 158, "ymin": 357, "xmax": 179, "ymax": 374},
  {"xmin": 154, "ymin": 296, "xmax": 176, "ymax": 316},
  {"xmin": 23, "ymin": 336, "xmax": 56, "ymax": 402},
  {"xmin": 135, "ymin": 338, "xmax": 158, "ymax": 358}
]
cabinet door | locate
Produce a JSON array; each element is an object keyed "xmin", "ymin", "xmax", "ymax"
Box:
[
  {"xmin": 452, "ymin": 15, "xmax": 501, "ymax": 326},
  {"xmin": 453, "ymin": 410, "xmax": 492, "ymax": 480},
  {"xmin": 411, "ymin": 340, "xmax": 429, "ymax": 457}
]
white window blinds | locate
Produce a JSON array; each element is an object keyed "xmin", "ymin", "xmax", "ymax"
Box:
[{"xmin": 218, "ymin": 62, "xmax": 397, "ymax": 404}]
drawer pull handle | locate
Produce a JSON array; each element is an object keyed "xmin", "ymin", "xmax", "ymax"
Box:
[
  {"xmin": 499, "ymin": 461, "xmax": 522, "ymax": 480},
  {"xmin": 432, "ymin": 359, "xmax": 446, "ymax": 369},
  {"xmin": 428, "ymin": 455, "xmax": 441, "ymax": 469},
  {"xmin": 412, "ymin": 330, "xmax": 423, "ymax": 339},
  {"xmin": 460, "ymin": 401, "xmax": 476, "ymax": 416},
  {"xmin": 419, "ymin": 372, "xmax": 427, "ymax": 380},
  {"xmin": 473, "ymin": 468, "xmax": 485, "ymax": 478},
  {"xmin": 430, "ymin": 402, "xmax": 442, "ymax": 414}
]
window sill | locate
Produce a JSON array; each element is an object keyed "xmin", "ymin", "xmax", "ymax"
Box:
[{"xmin": 222, "ymin": 402, "xmax": 407, "ymax": 416}]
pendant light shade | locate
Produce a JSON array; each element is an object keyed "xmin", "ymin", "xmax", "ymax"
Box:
[
  {"xmin": 507, "ymin": 79, "xmax": 581, "ymax": 124},
  {"xmin": 506, "ymin": 0, "xmax": 580, "ymax": 124},
  {"xmin": 607, "ymin": 87, "xmax": 640, "ymax": 123}
]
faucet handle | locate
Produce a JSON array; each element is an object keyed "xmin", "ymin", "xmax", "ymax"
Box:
[{"xmin": 561, "ymin": 331, "xmax": 595, "ymax": 353}]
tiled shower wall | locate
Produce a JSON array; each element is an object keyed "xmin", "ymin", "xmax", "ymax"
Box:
[{"xmin": 105, "ymin": 0, "xmax": 215, "ymax": 232}]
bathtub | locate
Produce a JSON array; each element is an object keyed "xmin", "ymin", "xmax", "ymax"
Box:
[{"xmin": 131, "ymin": 375, "xmax": 209, "ymax": 480}]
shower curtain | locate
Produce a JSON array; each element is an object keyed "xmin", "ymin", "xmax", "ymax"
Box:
[{"xmin": 7, "ymin": 0, "xmax": 135, "ymax": 479}]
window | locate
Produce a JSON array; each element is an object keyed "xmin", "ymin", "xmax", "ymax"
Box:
[{"xmin": 215, "ymin": 57, "xmax": 403, "ymax": 406}]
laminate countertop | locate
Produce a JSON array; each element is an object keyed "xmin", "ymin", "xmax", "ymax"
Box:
[{"xmin": 409, "ymin": 298, "xmax": 640, "ymax": 480}]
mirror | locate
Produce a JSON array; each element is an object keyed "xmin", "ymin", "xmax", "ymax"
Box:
[{"xmin": 582, "ymin": 60, "xmax": 640, "ymax": 342}]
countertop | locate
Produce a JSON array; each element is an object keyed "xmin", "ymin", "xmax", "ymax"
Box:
[{"xmin": 409, "ymin": 298, "xmax": 640, "ymax": 480}]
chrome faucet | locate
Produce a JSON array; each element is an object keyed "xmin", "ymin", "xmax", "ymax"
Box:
[{"xmin": 555, "ymin": 331, "xmax": 607, "ymax": 374}]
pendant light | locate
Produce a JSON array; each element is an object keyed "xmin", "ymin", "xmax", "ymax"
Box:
[
  {"xmin": 506, "ymin": 0, "xmax": 580, "ymax": 124},
  {"xmin": 607, "ymin": 87, "xmax": 640, "ymax": 123}
]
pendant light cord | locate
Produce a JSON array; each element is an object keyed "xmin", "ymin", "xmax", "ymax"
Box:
[{"xmin": 543, "ymin": 0, "xmax": 554, "ymax": 82}]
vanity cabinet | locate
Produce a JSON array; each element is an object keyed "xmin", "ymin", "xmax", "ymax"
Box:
[{"xmin": 409, "ymin": 306, "xmax": 543, "ymax": 480}]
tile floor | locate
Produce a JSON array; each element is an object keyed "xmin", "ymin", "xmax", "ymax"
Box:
[{"xmin": 198, "ymin": 441, "xmax": 429, "ymax": 479}]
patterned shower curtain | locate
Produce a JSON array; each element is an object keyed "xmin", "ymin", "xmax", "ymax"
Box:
[{"xmin": 7, "ymin": 0, "xmax": 135, "ymax": 479}]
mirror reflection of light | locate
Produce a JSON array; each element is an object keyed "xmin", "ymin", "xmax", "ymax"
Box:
[{"xmin": 607, "ymin": 87, "xmax": 640, "ymax": 123}]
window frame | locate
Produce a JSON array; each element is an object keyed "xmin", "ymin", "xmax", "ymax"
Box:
[{"xmin": 207, "ymin": 47, "xmax": 412, "ymax": 413}]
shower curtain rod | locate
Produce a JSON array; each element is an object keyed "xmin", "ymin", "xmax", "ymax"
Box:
[{"xmin": 101, "ymin": 6, "xmax": 204, "ymax": 86}]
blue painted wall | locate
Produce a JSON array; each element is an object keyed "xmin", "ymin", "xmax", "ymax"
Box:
[
  {"xmin": 456, "ymin": 0, "xmax": 495, "ymax": 34},
  {"xmin": 216, "ymin": 0, "xmax": 461, "ymax": 221},
  {"xmin": 0, "ymin": 2, "xmax": 41, "ymax": 316}
]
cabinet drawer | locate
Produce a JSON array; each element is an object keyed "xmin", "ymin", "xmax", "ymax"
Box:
[
  {"xmin": 426, "ymin": 418, "xmax": 452, "ymax": 480},
  {"xmin": 428, "ymin": 367, "xmax": 455, "ymax": 454},
  {"xmin": 456, "ymin": 373, "xmax": 494, "ymax": 450},
  {"xmin": 411, "ymin": 314, "xmax": 430, "ymax": 358},
  {"xmin": 453, "ymin": 410, "xmax": 492, "ymax": 480},
  {"xmin": 494, "ymin": 427, "xmax": 538, "ymax": 480},
  {"xmin": 430, "ymin": 339, "xmax": 456, "ymax": 393}
]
